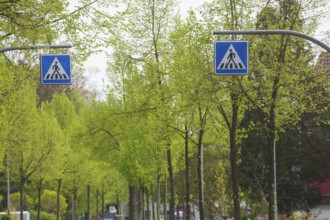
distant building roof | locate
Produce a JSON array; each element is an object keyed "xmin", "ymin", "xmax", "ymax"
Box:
[
  {"xmin": 318, "ymin": 52, "xmax": 330, "ymax": 78},
  {"xmin": 317, "ymin": 52, "xmax": 330, "ymax": 98},
  {"xmin": 319, "ymin": 52, "xmax": 330, "ymax": 65}
]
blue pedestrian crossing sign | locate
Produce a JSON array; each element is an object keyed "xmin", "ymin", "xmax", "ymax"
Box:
[
  {"xmin": 214, "ymin": 41, "xmax": 248, "ymax": 75},
  {"xmin": 40, "ymin": 54, "xmax": 71, "ymax": 84}
]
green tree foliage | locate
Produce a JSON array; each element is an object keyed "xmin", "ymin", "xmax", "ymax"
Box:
[
  {"xmin": 92, "ymin": 0, "xmax": 183, "ymax": 219},
  {"xmin": 82, "ymin": 1, "xmax": 329, "ymax": 220},
  {"xmin": 238, "ymin": 110, "xmax": 330, "ymax": 215},
  {"xmin": 4, "ymin": 80, "xmax": 39, "ymax": 214},
  {"xmin": 9, "ymin": 192, "xmax": 33, "ymax": 212},
  {"xmin": 197, "ymin": 0, "xmax": 255, "ymax": 218},
  {"xmin": 238, "ymin": 0, "xmax": 329, "ymax": 218},
  {"xmin": 0, "ymin": 1, "xmax": 329, "ymax": 220},
  {"xmin": 166, "ymin": 11, "xmax": 232, "ymax": 219},
  {"xmin": 31, "ymin": 211, "xmax": 56, "ymax": 220},
  {"xmin": 203, "ymin": 145, "xmax": 232, "ymax": 219},
  {"xmin": 29, "ymin": 107, "xmax": 66, "ymax": 220},
  {"xmin": 0, "ymin": 0, "xmax": 65, "ymax": 43},
  {"xmin": 0, "ymin": 0, "xmax": 124, "ymax": 219},
  {"xmin": 40, "ymin": 190, "xmax": 67, "ymax": 215},
  {"xmin": 42, "ymin": 93, "xmax": 91, "ymax": 219}
]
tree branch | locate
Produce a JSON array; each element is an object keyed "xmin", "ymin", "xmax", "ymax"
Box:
[{"xmin": 1, "ymin": 0, "xmax": 101, "ymax": 39}]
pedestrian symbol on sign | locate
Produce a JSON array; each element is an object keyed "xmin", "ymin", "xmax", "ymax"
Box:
[
  {"xmin": 217, "ymin": 44, "xmax": 246, "ymax": 70},
  {"xmin": 44, "ymin": 58, "xmax": 69, "ymax": 80},
  {"xmin": 227, "ymin": 49, "xmax": 236, "ymax": 67}
]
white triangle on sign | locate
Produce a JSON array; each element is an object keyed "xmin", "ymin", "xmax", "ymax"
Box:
[
  {"xmin": 44, "ymin": 57, "xmax": 70, "ymax": 80},
  {"xmin": 217, "ymin": 44, "xmax": 246, "ymax": 70}
]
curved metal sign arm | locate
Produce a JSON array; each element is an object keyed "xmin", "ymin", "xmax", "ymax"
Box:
[
  {"xmin": 213, "ymin": 30, "xmax": 330, "ymax": 52},
  {"xmin": 0, "ymin": 44, "xmax": 72, "ymax": 53}
]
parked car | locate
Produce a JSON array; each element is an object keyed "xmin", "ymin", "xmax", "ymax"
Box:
[{"xmin": 100, "ymin": 213, "xmax": 116, "ymax": 220}]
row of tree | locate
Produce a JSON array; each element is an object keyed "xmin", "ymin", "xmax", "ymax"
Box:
[{"xmin": 0, "ymin": 0, "xmax": 329, "ymax": 220}]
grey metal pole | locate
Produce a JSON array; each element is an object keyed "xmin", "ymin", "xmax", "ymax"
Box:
[
  {"xmin": 212, "ymin": 30, "xmax": 330, "ymax": 52},
  {"xmin": 7, "ymin": 150, "xmax": 10, "ymax": 216},
  {"xmin": 0, "ymin": 44, "xmax": 72, "ymax": 53},
  {"xmin": 273, "ymin": 140, "xmax": 277, "ymax": 220}
]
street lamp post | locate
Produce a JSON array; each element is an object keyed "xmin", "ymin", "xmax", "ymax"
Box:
[{"xmin": 1, "ymin": 43, "xmax": 72, "ymax": 217}]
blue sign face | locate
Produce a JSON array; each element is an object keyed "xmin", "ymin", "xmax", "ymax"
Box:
[
  {"xmin": 40, "ymin": 54, "xmax": 71, "ymax": 84},
  {"xmin": 214, "ymin": 41, "xmax": 248, "ymax": 75}
]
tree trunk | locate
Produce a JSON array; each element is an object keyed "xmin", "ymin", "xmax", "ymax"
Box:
[
  {"xmin": 197, "ymin": 107, "xmax": 207, "ymax": 220},
  {"xmin": 197, "ymin": 130, "xmax": 204, "ymax": 220},
  {"xmin": 146, "ymin": 189, "xmax": 150, "ymax": 220},
  {"xmin": 218, "ymin": 82, "xmax": 241, "ymax": 220},
  {"xmin": 56, "ymin": 179, "xmax": 62, "ymax": 220},
  {"xmin": 72, "ymin": 189, "xmax": 77, "ymax": 220},
  {"xmin": 137, "ymin": 187, "xmax": 144, "ymax": 220},
  {"xmin": 87, "ymin": 184, "xmax": 90, "ymax": 220},
  {"xmin": 164, "ymin": 175, "xmax": 168, "ymax": 220},
  {"xmin": 230, "ymin": 91, "xmax": 240, "ymax": 220},
  {"xmin": 129, "ymin": 186, "xmax": 136, "ymax": 220},
  {"xmin": 20, "ymin": 169, "xmax": 24, "ymax": 220},
  {"xmin": 268, "ymin": 76, "xmax": 280, "ymax": 220},
  {"xmin": 228, "ymin": 0, "xmax": 241, "ymax": 215},
  {"xmin": 167, "ymin": 146, "xmax": 175, "ymax": 220},
  {"xmin": 152, "ymin": 195, "xmax": 156, "ymax": 220},
  {"xmin": 142, "ymin": 188, "xmax": 145, "ymax": 220},
  {"xmin": 117, "ymin": 194, "xmax": 120, "ymax": 217},
  {"xmin": 101, "ymin": 190, "xmax": 105, "ymax": 220},
  {"xmin": 184, "ymin": 124, "xmax": 191, "ymax": 220},
  {"xmin": 37, "ymin": 178, "xmax": 43, "ymax": 220},
  {"xmin": 157, "ymin": 176, "xmax": 160, "ymax": 220},
  {"xmin": 136, "ymin": 189, "xmax": 140, "ymax": 220},
  {"xmin": 96, "ymin": 189, "xmax": 99, "ymax": 220},
  {"xmin": 7, "ymin": 150, "xmax": 10, "ymax": 217}
]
